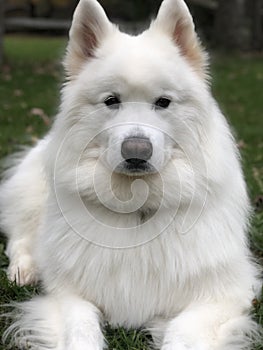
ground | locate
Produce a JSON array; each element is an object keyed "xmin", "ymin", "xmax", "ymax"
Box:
[{"xmin": 0, "ymin": 35, "xmax": 262, "ymax": 349}]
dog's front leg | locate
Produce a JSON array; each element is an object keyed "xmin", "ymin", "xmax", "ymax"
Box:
[
  {"xmin": 152, "ymin": 302, "xmax": 256, "ymax": 350},
  {"xmin": 58, "ymin": 295, "xmax": 106, "ymax": 350},
  {"xmin": 5, "ymin": 294, "xmax": 105, "ymax": 350}
]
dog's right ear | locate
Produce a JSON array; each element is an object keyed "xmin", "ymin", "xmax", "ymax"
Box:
[
  {"xmin": 152, "ymin": 0, "xmax": 208, "ymax": 78},
  {"xmin": 64, "ymin": 0, "xmax": 113, "ymax": 78}
]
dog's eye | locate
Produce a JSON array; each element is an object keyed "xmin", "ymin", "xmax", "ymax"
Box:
[
  {"xmin": 155, "ymin": 97, "xmax": 171, "ymax": 109},
  {"xmin": 104, "ymin": 95, "xmax": 121, "ymax": 109}
]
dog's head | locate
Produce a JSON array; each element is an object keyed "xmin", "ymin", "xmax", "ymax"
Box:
[{"xmin": 51, "ymin": 0, "xmax": 213, "ymax": 216}]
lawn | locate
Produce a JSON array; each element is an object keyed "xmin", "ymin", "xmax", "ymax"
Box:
[{"xmin": 0, "ymin": 35, "xmax": 262, "ymax": 349}]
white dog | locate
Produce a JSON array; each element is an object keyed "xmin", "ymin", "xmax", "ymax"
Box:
[{"xmin": 0, "ymin": 0, "xmax": 261, "ymax": 349}]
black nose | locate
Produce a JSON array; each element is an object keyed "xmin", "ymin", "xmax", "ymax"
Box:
[{"xmin": 121, "ymin": 137, "xmax": 153, "ymax": 162}]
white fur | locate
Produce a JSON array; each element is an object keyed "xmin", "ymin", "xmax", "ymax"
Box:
[{"xmin": 0, "ymin": 0, "xmax": 261, "ymax": 349}]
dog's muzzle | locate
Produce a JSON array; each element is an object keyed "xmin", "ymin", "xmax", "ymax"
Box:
[
  {"xmin": 116, "ymin": 136, "xmax": 155, "ymax": 175},
  {"xmin": 121, "ymin": 136, "xmax": 152, "ymax": 162}
]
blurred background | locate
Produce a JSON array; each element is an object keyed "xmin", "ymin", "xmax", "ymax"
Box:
[
  {"xmin": 0, "ymin": 1, "xmax": 262, "ymax": 349},
  {"xmin": 1, "ymin": 0, "xmax": 263, "ymax": 51}
]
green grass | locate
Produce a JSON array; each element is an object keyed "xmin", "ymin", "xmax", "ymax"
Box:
[
  {"xmin": 0, "ymin": 35, "xmax": 66, "ymax": 158},
  {"xmin": 211, "ymin": 54, "xmax": 263, "ymax": 199},
  {"xmin": 0, "ymin": 35, "xmax": 262, "ymax": 349}
]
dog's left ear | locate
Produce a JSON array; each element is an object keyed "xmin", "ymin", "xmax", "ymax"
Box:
[
  {"xmin": 152, "ymin": 0, "xmax": 208, "ymax": 77},
  {"xmin": 64, "ymin": 0, "xmax": 114, "ymax": 78}
]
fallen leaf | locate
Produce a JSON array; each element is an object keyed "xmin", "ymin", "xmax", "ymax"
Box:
[
  {"xmin": 30, "ymin": 108, "xmax": 51, "ymax": 126},
  {"xmin": 14, "ymin": 89, "xmax": 23, "ymax": 97},
  {"xmin": 237, "ymin": 140, "xmax": 246, "ymax": 149}
]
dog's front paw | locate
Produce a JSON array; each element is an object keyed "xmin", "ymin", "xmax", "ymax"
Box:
[
  {"xmin": 8, "ymin": 254, "xmax": 38, "ymax": 285},
  {"xmin": 162, "ymin": 346, "xmax": 204, "ymax": 350},
  {"xmin": 65, "ymin": 340, "xmax": 104, "ymax": 350},
  {"xmin": 162, "ymin": 344, "xmax": 189, "ymax": 350},
  {"xmin": 162, "ymin": 341, "xmax": 209, "ymax": 350}
]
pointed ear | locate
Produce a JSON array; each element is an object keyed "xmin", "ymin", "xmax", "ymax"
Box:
[
  {"xmin": 152, "ymin": 0, "xmax": 208, "ymax": 77},
  {"xmin": 64, "ymin": 0, "xmax": 113, "ymax": 78}
]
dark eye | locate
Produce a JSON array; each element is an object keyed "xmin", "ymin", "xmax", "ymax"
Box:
[
  {"xmin": 155, "ymin": 97, "xmax": 171, "ymax": 109},
  {"xmin": 104, "ymin": 95, "xmax": 121, "ymax": 109}
]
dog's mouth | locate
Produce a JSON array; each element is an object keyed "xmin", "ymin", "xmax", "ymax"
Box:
[{"xmin": 114, "ymin": 158, "xmax": 156, "ymax": 176}]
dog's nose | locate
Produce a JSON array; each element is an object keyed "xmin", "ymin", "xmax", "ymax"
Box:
[{"xmin": 121, "ymin": 137, "xmax": 153, "ymax": 162}]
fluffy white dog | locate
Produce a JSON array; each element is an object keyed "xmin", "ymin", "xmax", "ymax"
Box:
[{"xmin": 0, "ymin": 0, "xmax": 261, "ymax": 349}]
